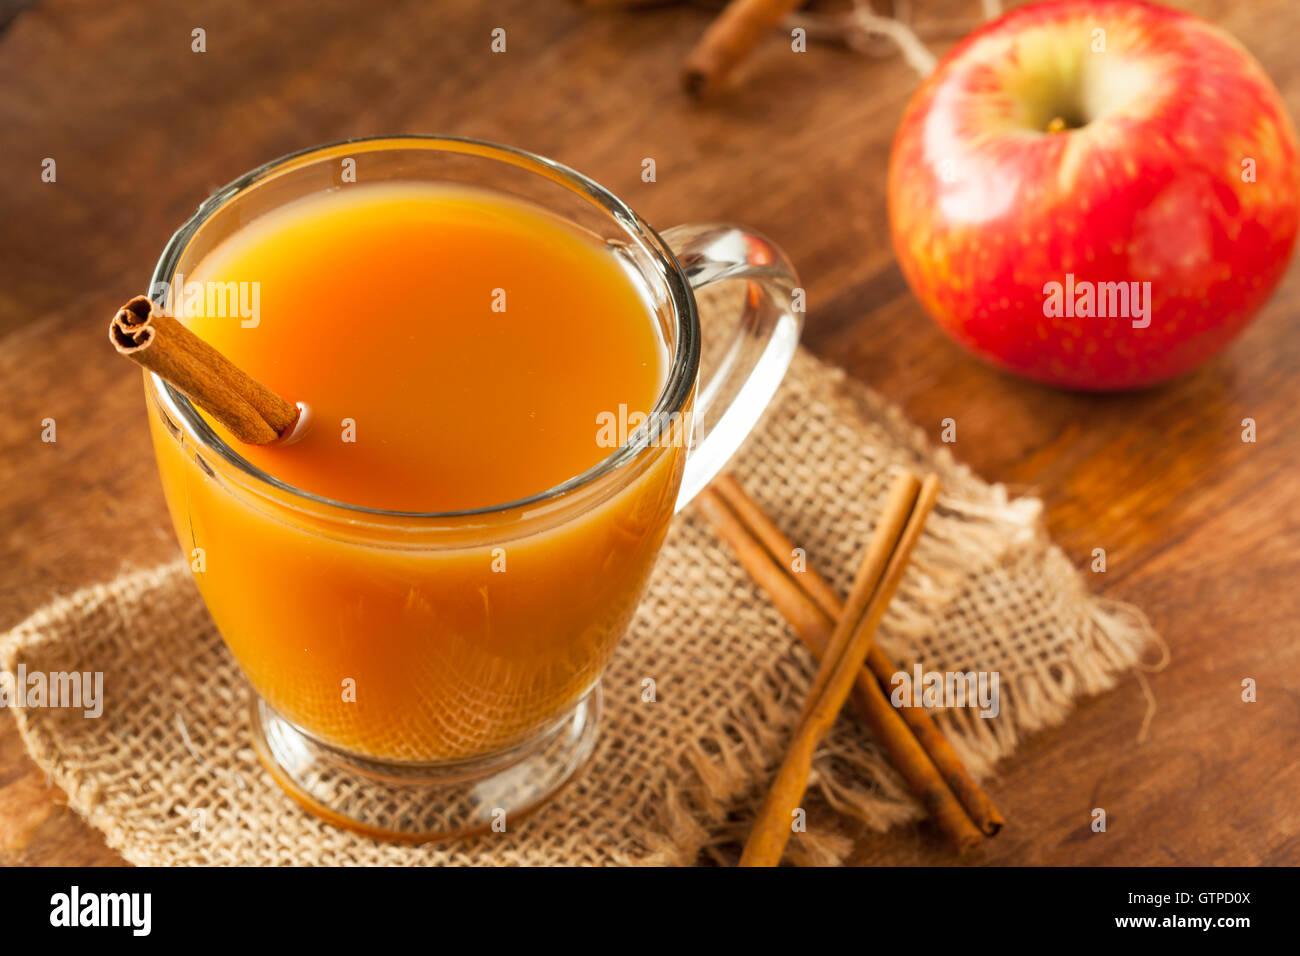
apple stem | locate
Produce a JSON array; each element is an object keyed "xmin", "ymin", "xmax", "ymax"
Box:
[{"xmin": 1045, "ymin": 116, "xmax": 1068, "ymax": 134}]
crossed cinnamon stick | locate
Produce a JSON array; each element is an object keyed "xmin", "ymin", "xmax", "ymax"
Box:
[{"xmin": 699, "ymin": 471, "xmax": 1004, "ymax": 864}]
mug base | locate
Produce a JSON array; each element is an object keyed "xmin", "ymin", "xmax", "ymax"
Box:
[{"xmin": 250, "ymin": 686, "xmax": 602, "ymax": 843}]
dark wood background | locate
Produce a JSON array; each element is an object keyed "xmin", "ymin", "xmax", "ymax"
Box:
[{"xmin": 1, "ymin": 0, "xmax": 1296, "ymax": 866}]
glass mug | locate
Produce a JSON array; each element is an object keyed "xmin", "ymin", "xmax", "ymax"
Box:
[{"xmin": 144, "ymin": 137, "xmax": 800, "ymax": 840}]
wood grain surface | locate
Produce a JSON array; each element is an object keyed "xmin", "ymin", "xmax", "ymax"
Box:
[{"xmin": 1, "ymin": 0, "xmax": 1296, "ymax": 866}]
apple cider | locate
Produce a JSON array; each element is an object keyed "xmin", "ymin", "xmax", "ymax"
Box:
[{"xmin": 146, "ymin": 183, "xmax": 683, "ymax": 761}]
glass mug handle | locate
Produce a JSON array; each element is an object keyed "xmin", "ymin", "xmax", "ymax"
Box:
[{"xmin": 661, "ymin": 223, "xmax": 803, "ymax": 512}]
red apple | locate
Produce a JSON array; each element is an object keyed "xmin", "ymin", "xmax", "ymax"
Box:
[{"xmin": 888, "ymin": 0, "xmax": 1300, "ymax": 389}]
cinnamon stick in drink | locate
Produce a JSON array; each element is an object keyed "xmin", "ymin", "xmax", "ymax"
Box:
[{"xmin": 109, "ymin": 295, "xmax": 300, "ymax": 445}]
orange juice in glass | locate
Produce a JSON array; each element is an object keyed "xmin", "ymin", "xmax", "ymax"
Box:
[{"xmin": 144, "ymin": 137, "xmax": 800, "ymax": 839}]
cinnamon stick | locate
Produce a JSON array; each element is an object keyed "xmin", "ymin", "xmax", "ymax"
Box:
[
  {"xmin": 110, "ymin": 295, "xmax": 300, "ymax": 445},
  {"xmin": 682, "ymin": 0, "xmax": 804, "ymax": 98},
  {"xmin": 709, "ymin": 474, "xmax": 1004, "ymax": 837},
  {"xmin": 738, "ymin": 471, "xmax": 940, "ymax": 866},
  {"xmin": 699, "ymin": 485, "xmax": 985, "ymax": 851}
]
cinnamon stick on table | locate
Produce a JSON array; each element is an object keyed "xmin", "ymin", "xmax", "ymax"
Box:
[
  {"xmin": 737, "ymin": 471, "xmax": 942, "ymax": 866},
  {"xmin": 705, "ymin": 473, "xmax": 1004, "ymax": 839},
  {"xmin": 682, "ymin": 0, "xmax": 805, "ymax": 97},
  {"xmin": 109, "ymin": 295, "xmax": 300, "ymax": 445}
]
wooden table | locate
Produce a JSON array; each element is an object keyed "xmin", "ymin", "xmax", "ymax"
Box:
[{"xmin": 2, "ymin": 0, "xmax": 1297, "ymax": 866}]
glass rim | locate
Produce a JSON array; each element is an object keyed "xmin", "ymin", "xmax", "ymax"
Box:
[{"xmin": 147, "ymin": 134, "xmax": 700, "ymax": 520}]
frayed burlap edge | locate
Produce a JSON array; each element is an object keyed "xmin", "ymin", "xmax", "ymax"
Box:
[{"xmin": 625, "ymin": 352, "xmax": 1159, "ymax": 864}]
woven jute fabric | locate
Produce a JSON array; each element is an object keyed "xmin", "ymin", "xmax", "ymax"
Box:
[{"xmin": 2, "ymin": 311, "xmax": 1157, "ymax": 865}]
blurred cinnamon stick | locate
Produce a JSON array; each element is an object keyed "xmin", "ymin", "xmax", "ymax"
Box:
[
  {"xmin": 573, "ymin": 0, "xmax": 678, "ymax": 8},
  {"xmin": 682, "ymin": 0, "xmax": 804, "ymax": 97}
]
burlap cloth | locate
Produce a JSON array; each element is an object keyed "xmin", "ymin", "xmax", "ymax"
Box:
[{"xmin": 2, "ymin": 303, "xmax": 1157, "ymax": 865}]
